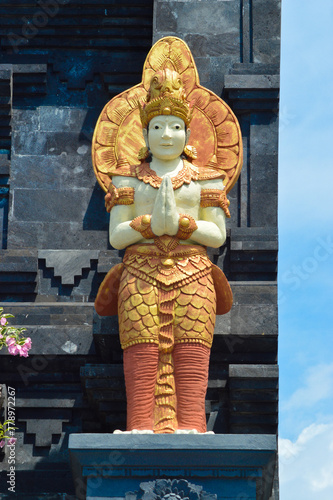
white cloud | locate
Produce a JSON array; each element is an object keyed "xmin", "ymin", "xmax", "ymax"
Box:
[
  {"xmin": 279, "ymin": 422, "xmax": 333, "ymax": 499},
  {"xmin": 279, "ymin": 363, "xmax": 333, "ymax": 441},
  {"xmin": 282, "ymin": 363, "xmax": 333, "ymax": 412}
]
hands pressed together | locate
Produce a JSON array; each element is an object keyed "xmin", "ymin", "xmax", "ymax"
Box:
[{"xmin": 151, "ymin": 176, "xmax": 179, "ymax": 236}]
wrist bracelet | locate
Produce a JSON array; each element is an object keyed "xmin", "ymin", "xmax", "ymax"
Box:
[
  {"xmin": 129, "ymin": 214, "xmax": 155, "ymax": 239},
  {"xmin": 176, "ymin": 214, "xmax": 198, "ymax": 240}
]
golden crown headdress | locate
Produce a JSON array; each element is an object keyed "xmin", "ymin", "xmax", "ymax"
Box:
[
  {"xmin": 92, "ymin": 36, "xmax": 243, "ymax": 195},
  {"xmin": 139, "ymin": 68, "xmax": 193, "ymax": 129}
]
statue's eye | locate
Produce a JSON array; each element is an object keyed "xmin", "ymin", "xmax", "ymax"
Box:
[
  {"xmin": 154, "ymin": 125, "xmax": 160, "ymax": 129},
  {"xmin": 175, "ymin": 125, "xmax": 180, "ymax": 129}
]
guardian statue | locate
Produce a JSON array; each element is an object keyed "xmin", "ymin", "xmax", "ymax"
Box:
[{"xmin": 93, "ymin": 37, "xmax": 242, "ymax": 433}]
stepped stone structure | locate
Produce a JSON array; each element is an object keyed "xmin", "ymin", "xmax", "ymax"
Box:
[{"xmin": 0, "ymin": 1, "xmax": 280, "ymax": 498}]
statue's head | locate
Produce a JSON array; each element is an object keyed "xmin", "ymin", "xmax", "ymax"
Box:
[
  {"xmin": 139, "ymin": 68, "xmax": 195, "ymax": 161},
  {"xmin": 144, "ymin": 114, "xmax": 189, "ymax": 162}
]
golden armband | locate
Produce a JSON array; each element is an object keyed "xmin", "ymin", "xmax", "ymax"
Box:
[
  {"xmin": 105, "ymin": 182, "xmax": 134, "ymax": 213},
  {"xmin": 176, "ymin": 214, "xmax": 198, "ymax": 240},
  {"xmin": 130, "ymin": 214, "xmax": 155, "ymax": 239},
  {"xmin": 200, "ymin": 188, "xmax": 231, "ymax": 218}
]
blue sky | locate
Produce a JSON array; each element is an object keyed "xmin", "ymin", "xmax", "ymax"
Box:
[{"xmin": 278, "ymin": 1, "xmax": 333, "ymax": 497}]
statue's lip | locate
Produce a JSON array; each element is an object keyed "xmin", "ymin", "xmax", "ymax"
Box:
[{"xmin": 160, "ymin": 143, "xmax": 173, "ymax": 146}]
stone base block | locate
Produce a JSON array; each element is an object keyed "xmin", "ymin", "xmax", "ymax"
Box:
[{"xmin": 69, "ymin": 434, "xmax": 276, "ymax": 500}]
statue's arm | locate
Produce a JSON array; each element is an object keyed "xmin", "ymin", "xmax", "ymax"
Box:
[
  {"xmin": 190, "ymin": 178, "xmax": 227, "ymax": 248},
  {"xmin": 192, "ymin": 206, "xmax": 226, "ymax": 248},
  {"xmin": 108, "ymin": 176, "xmax": 143, "ymax": 250}
]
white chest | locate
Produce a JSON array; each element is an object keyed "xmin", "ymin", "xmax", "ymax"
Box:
[{"xmin": 134, "ymin": 180, "xmax": 201, "ymax": 216}]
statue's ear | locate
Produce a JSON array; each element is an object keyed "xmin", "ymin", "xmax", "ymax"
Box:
[
  {"xmin": 143, "ymin": 128, "xmax": 149, "ymax": 147},
  {"xmin": 185, "ymin": 128, "xmax": 191, "ymax": 145}
]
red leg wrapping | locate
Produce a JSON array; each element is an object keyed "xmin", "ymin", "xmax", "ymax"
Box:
[
  {"xmin": 173, "ymin": 343, "xmax": 210, "ymax": 433},
  {"xmin": 123, "ymin": 343, "xmax": 159, "ymax": 431}
]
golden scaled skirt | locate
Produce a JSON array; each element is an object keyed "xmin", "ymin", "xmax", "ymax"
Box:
[
  {"xmin": 118, "ymin": 243, "xmax": 216, "ymax": 433},
  {"xmin": 118, "ymin": 243, "xmax": 216, "ymax": 351}
]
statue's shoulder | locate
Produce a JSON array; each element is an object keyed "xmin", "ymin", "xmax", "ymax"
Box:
[
  {"xmin": 188, "ymin": 161, "xmax": 225, "ymax": 181},
  {"xmin": 110, "ymin": 163, "xmax": 138, "ymax": 179}
]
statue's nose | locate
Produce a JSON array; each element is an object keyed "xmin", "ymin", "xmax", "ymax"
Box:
[{"xmin": 162, "ymin": 126, "xmax": 171, "ymax": 138}]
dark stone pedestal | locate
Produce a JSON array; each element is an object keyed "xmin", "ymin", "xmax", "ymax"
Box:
[{"xmin": 69, "ymin": 434, "xmax": 276, "ymax": 500}]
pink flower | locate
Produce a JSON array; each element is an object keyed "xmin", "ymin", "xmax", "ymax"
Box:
[
  {"xmin": 4, "ymin": 334, "xmax": 31, "ymax": 357},
  {"xmin": 0, "ymin": 440, "xmax": 5, "ymax": 448},
  {"xmin": 0, "ymin": 317, "xmax": 7, "ymax": 326},
  {"xmin": 7, "ymin": 438, "xmax": 16, "ymax": 445},
  {"xmin": 8, "ymin": 343, "xmax": 20, "ymax": 356},
  {"xmin": 0, "ymin": 333, "xmax": 3, "ymax": 339},
  {"xmin": 24, "ymin": 337, "xmax": 32, "ymax": 349},
  {"xmin": 20, "ymin": 345, "xmax": 29, "ymax": 357},
  {"xmin": 16, "ymin": 344, "xmax": 29, "ymax": 357}
]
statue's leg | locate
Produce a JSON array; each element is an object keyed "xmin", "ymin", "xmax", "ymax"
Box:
[
  {"xmin": 173, "ymin": 272, "xmax": 216, "ymax": 432},
  {"xmin": 118, "ymin": 268, "xmax": 160, "ymax": 430},
  {"xmin": 123, "ymin": 343, "xmax": 159, "ymax": 431},
  {"xmin": 173, "ymin": 343, "xmax": 210, "ymax": 432}
]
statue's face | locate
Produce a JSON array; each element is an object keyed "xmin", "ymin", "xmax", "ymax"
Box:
[{"xmin": 146, "ymin": 115, "xmax": 188, "ymax": 161}]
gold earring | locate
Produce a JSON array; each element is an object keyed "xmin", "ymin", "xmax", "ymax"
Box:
[
  {"xmin": 138, "ymin": 146, "xmax": 150, "ymax": 161},
  {"xmin": 183, "ymin": 145, "xmax": 197, "ymax": 161}
]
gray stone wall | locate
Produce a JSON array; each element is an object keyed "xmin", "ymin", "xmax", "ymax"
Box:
[
  {"xmin": 9, "ymin": 106, "xmax": 107, "ymax": 250},
  {"xmin": 154, "ymin": 0, "xmax": 280, "ymax": 94}
]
